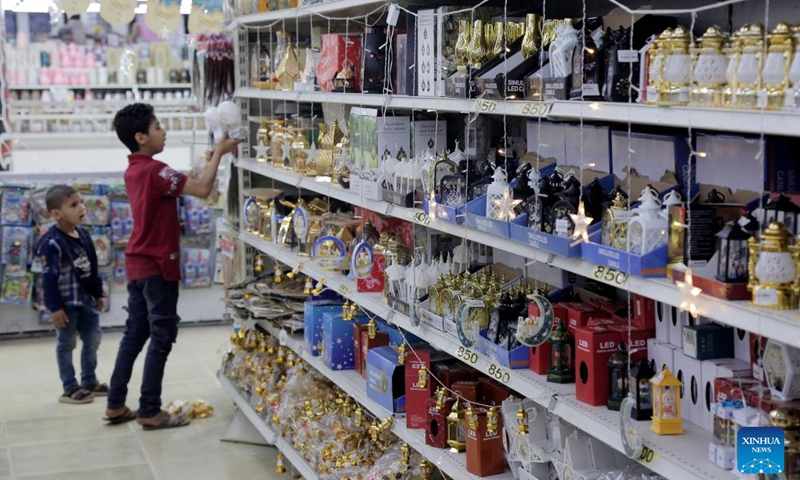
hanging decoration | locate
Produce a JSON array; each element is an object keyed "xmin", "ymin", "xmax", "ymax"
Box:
[
  {"xmin": 189, "ymin": 0, "xmax": 225, "ymax": 34},
  {"xmin": 100, "ymin": 0, "xmax": 136, "ymax": 27},
  {"xmin": 145, "ymin": 0, "xmax": 181, "ymax": 35},
  {"xmin": 61, "ymin": 0, "xmax": 91, "ymax": 17}
]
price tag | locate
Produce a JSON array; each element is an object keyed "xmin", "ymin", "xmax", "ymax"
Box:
[
  {"xmin": 592, "ymin": 265, "xmax": 629, "ymax": 287},
  {"xmin": 517, "ymin": 101, "xmax": 552, "ymax": 117},
  {"xmin": 455, "ymin": 346, "xmax": 479, "ymax": 365},
  {"xmin": 637, "ymin": 446, "xmax": 660, "ymax": 464},
  {"xmin": 414, "ymin": 211, "xmax": 432, "ymax": 226},
  {"xmin": 617, "ymin": 50, "xmax": 640, "ymax": 63},
  {"xmin": 487, "ymin": 362, "xmax": 511, "ymax": 384},
  {"xmin": 338, "ymin": 283, "xmax": 352, "ymax": 296},
  {"xmin": 475, "ymin": 98, "xmax": 498, "ymax": 114}
]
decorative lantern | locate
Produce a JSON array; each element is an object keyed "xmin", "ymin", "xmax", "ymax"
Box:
[
  {"xmin": 397, "ymin": 344, "xmax": 407, "ymax": 365},
  {"xmin": 650, "ymin": 366, "xmax": 683, "ymax": 435},
  {"xmin": 607, "ymin": 343, "xmax": 629, "ymax": 411},
  {"xmin": 367, "ymin": 319, "xmax": 377, "ymax": 339},
  {"xmin": 747, "ymin": 222, "xmax": 799, "ymax": 310},
  {"xmin": 275, "ymin": 453, "xmax": 286, "ymax": 473},
  {"xmin": 400, "ymin": 443, "xmax": 410, "ymax": 473},
  {"xmin": 762, "ymin": 193, "xmax": 800, "ymax": 236},
  {"xmin": 690, "ymin": 26, "xmax": 729, "ymax": 107},
  {"xmin": 762, "ymin": 23, "xmax": 793, "ymax": 110},
  {"xmin": 734, "ymin": 24, "xmax": 765, "ymax": 108},
  {"xmin": 466, "ymin": 403, "xmax": 479, "ymax": 430},
  {"xmin": 627, "ymin": 187, "xmax": 668, "ymax": 255},
  {"xmin": 769, "ymin": 406, "xmax": 800, "ymax": 478},
  {"xmin": 303, "ymin": 277, "xmax": 313, "ymax": 294},
  {"xmin": 420, "ymin": 459, "xmax": 433, "ymax": 480},
  {"xmin": 485, "ymin": 167, "xmax": 511, "ymax": 220},
  {"xmin": 629, "ymin": 359, "xmax": 655, "ymax": 421},
  {"xmin": 447, "ymin": 397, "xmax": 467, "ymax": 453},
  {"xmin": 763, "ymin": 339, "xmax": 800, "ymax": 401},
  {"xmin": 354, "ymin": 407, "xmax": 364, "ymax": 427},
  {"xmin": 516, "ymin": 405, "xmax": 529, "ymax": 434},
  {"xmin": 418, "ymin": 367, "xmax": 428, "ymax": 388},
  {"xmin": 273, "ymin": 264, "xmax": 283, "ymax": 283},
  {"xmin": 659, "ymin": 26, "xmax": 692, "ymax": 106},
  {"xmin": 716, "ymin": 221, "xmax": 751, "ymax": 283},
  {"xmin": 602, "ymin": 192, "xmax": 630, "ymax": 250},
  {"xmin": 547, "ymin": 320, "xmax": 575, "ymax": 384},
  {"xmin": 486, "ymin": 407, "xmax": 499, "ymax": 433},
  {"xmin": 435, "ymin": 387, "xmax": 447, "ymax": 411}
]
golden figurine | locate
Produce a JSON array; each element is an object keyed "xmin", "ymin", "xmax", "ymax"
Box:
[
  {"xmin": 455, "ymin": 20, "xmax": 471, "ymax": 68},
  {"xmin": 276, "ymin": 43, "xmax": 298, "ymax": 90},
  {"xmin": 521, "ymin": 13, "xmax": 541, "ymax": 60},
  {"xmin": 690, "ymin": 26, "xmax": 728, "ymax": 107},
  {"xmin": 289, "ymin": 127, "xmax": 310, "ymax": 173},
  {"xmin": 602, "ymin": 192, "xmax": 630, "ymax": 250},
  {"xmin": 734, "ymin": 23, "xmax": 765, "ymax": 108},
  {"xmin": 332, "ymin": 62, "xmax": 356, "ymax": 91},
  {"xmin": 762, "ymin": 22, "xmax": 794, "ymax": 110},
  {"xmin": 490, "ymin": 22, "xmax": 505, "ymax": 57},
  {"xmin": 315, "ymin": 119, "xmax": 344, "ymax": 178},
  {"xmin": 468, "ymin": 19, "xmax": 487, "ymax": 68}
]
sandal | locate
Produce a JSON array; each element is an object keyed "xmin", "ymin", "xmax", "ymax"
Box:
[
  {"xmin": 103, "ymin": 406, "xmax": 137, "ymax": 425},
  {"xmin": 141, "ymin": 411, "xmax": 190, "ymax": 431},
  {"xmin": 82, "ymin": 382, "xmax": 110, "ymax": 396},
  {"xmin": 58, "ymin": 388, "xmax": 94, "ymax": 404}
]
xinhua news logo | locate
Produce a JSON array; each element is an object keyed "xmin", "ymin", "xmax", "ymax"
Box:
[{"xmin": 737, "ymin": 426, "xmax": 785, "ymax": 475}]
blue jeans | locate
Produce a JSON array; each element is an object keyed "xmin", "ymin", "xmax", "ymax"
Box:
[
  {"xmin": 56, "ymin": 300, "xmax": 102, "ymax": 395},
  {"xmin": 107, "ymin": 275, "xmax": 180, "ymax": 419}
]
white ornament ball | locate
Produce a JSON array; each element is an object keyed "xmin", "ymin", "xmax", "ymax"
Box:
[{"xmin": 218, "ymin": 101, "xmax": 240, "ymax": 128}]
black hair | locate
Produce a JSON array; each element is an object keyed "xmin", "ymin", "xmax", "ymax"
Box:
[
  {"xmin": 45, "ymin": 185, "xmax": 78, "ymax": 212},
  {"xmin": 113, "ymin": 103, "xmax": 155, "ymax": 153}
]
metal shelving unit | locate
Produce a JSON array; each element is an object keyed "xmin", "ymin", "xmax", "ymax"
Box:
[{"xmin": 9, "ymin": 83, "xmax": 193, "ymax": 90}]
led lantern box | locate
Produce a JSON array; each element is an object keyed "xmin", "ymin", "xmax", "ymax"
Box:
[
  {"xmin": 466, "ymin": 411, "xmax": 505, "ymax": 477},
  {"xmin": 322, "ymin": 312, "xmax": 367, "ymax": 370},
  {"xmin": 435, "ymin": 361, "xmax": 476, "ymax": 390},
  {"xmin": 479, "ymin": 377, "xmax": 515, "ymax": 406},
  {"xmin": 565, "ymin": 302, "xmax": 610, "ymax": 336},
  {"xmin": 426, "ymin": 394, "xmax": 455, "ymax": 448},
  {"xmin": 366, "ymin": 345, "xmax": 406, "ymax": 413},
  {"xmin": 734, "ymin": 328, "xmax": 750, "ymax": 362},
  {"xmin": 356, "ymin": 250, "xmax": 385, "ymax": 293},
  {"xmin": 528, "ymin": 303, "xmax": 566, "ymax": 375},
  {"xmin": 701, "ymin": 359, "xmax": 751, "ymax": 432},
  {"xmin": 479, "ymin": 327, "xmax": 530, "ymax": 369},
  {"xmin": 360, "ymin": 328, "xmax": 390, "ymax": 379},
  {"xmin": 682, "ymin": 323, "xmax": 734, "ymax": 360},
  {"xmin": 608, "ymin": 325, "xmax": 653, "ymax": 361},
  {"xmin": 667, "ymin": 306, "xmax": 695, "ymax": 349},
  {"xmin": 633, "ymin": 294, "xmax": 656, "ymax": 330},
  {"xmin": 412, "ymin": 120, "xmax": 447, "ymax": 157},
  {"xmin": 304, "ymin": 302, "xmax": 343, "ymax": 356},
  {"xmin": 674, "ymin": 352, "xmax": 703, "ymax": 425},
  {"xmin": 353, "ymin": 323, "xmax": 368, "ymax": 375},
  {"xmin": 476, "ymin": 35, "xmax": 535, "ymax": 100},
  {"xmin": 406, "ymin": 350, "xmax": 451, "ymax": 429},
  {"xmin": 575, "ymin": 326, "xmax": 622, "ymax": 406}
]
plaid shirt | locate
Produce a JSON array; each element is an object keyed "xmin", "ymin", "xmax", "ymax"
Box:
[{"xmin": 37, "ymin": 226, "xmax": 102, "ymax": 312}]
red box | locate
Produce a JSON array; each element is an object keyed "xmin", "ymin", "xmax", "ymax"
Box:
[
  {"xmin": 713, "ymin": 376, "xmax": 774, "ymax": 413},
  {"xmin": 575, "ymin": 326, "xmax": 622, "ymax": 406},
  {"xmin": 588, "ymin": 317, "xmax": 624, "ymax": 328},
  {"xmin": 478, "ymin": 377, "xmax": 515, "ymax": 406},
  {"xmin": 316, "ymin": 34, "xmax": 362, "ymax": 92},
  {"xmin": 425, "ymin": 396, "xmax": 454, "ymax": 448},
  {"xmin": 451, "ymin": 380, "xmax": 481, "ymax": 403},
  {"xmin": 527, "ymin": 303, "xmax": 562, "ymax": 375},
  {"xmin": 406, "ymin": 350, "xmax": 433, "ymax": 429},
  {"xmin": 434, "ymin": 363, "xmax": 474, "ymax": 390},
  {"xmin": 361, "ymin": 330, "xmax": 389, "ymax": 379},
  {"xmin": 565, "ymin": 303, "xmax": 609, "ymax": 335},
  {"xmin": 633, "ymin": 294, "xmax": 656, "ymax": 330},
  {"xmin": 357, "ymin": 251, "xmax": 385, "ymax": 293},
  {"xmin": 466, "ymin": 413, "xmax": 505, "ymax": 477},
  {"xmin": 608, "ymin": 325, "xmax": 654, "ymax": 361},
  {"xmin": 353, "ymin": 323, "xmax": 369, "ymax": 375}
]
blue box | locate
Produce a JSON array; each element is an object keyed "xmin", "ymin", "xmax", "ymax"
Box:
[
  {"xmin": 509, "ymin": 217, "xmax": 601, "ymax": 257},
  {"xmin": 478, "ymin": 328, "xmax": 531, "ymax": 369},
  {"xmin": 374, "ymin": 318, "xmax": 421, "ymax": 345},
  {"xmin": 464, "ymin": 196, "xmax": 524, "ymax": 238},
  {"xmin": 304, "ymin": 302, "xmax": 343, "ymax": 356},
  {"xmin": 581, "ymin": 242, "xmax": 668, "ymax": 278},
  {"xmin": 366, "ymin": 345, "xmax": 406, "ymax": 413},
  {"xmin": 322, "ymin": 312, "xmax": 367, "ymax": 370},
  {"xmin": 425, "ymin": 197, "xmax": 466, "ymax": 225}
]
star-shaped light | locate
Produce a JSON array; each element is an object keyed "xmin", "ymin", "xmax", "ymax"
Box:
[
  {"xmin": 675, "ymin": 268, "xmax": 702, "ymax": 318},
  {"xmin": 491, "ymin": 187, "xmax": 521, "ymax": 221},
  {"xmin": 569, "ymin": 201, "xmax": 593, "ymax": 246},
  {"xmin": 253, "ymin": 144, "xmax": 269, "ymax": 162}
]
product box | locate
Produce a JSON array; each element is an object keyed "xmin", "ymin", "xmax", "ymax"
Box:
[
  {"xmin": 452, "ymin": 380, "xmax": 482, "ymax": 403},
  {"xmin": 416, "ymin": 9, "xmax": 438, "ymax": 96},
  {"xmin": 648, "ymin": 338, "xmax": 678, "ymax": 373},
  {"xmin": 356, "ymin": 250, "xmax": 385, "ymax": 293},
  {"xmin": 466, "ymin": 413, "xmax": 505, "ymax": 477},
  {"xmin": 304, "ymin": 302, "xmax": 343, "ymax": 356},
  {"xmin": 478, "ymin": 377, "xmax": 515, "ymax": 406},
  {"xmin": 406, "ymin": 349, "xmax": 433, "ymax": 429},
  {"xmin": 581, "ymin": 242, "xmax": 668, "ymax": 278},
  {"xmin": 565, "ymin": 303, "xmax": 610, "ymax": 336},
  {"xmin": 701, "ymin": 359, "xmax": 752, "ymax": 431},
  {"xmin": 353, "ymin": 323, "xmax": 369, "ymax": 375},
  {"xmin": 527, "ymin": 302, "xmax": 564, "ymax": 375},
  {"xmin": 348, "ymin": 108, "xmax": 411, "ymax": 200},
  {"xmin": 667, "ymin": 307, "xmax": 692, "ymax": 348},
  {"xmin": 425, "ymin": 395, "xmax": 455, "ymax": 447},
  {"xmin": 633, "ymin": 294, "xmax": 656, "ymax": 330},
  {"xmin": 464, "ymin": 195, "xmax": 523, "ymax": 239},
  {"xmin": 366, "ymin": 345, "xmax": 406, "ymax": 413},
  {"xmin": 608, "ymin": 325, "xmax": 653, "ymax": 360},
  {"xmin": 434, "ymin": 362, "xmax": 475, "ymax": 390},
  {"xmin": 655, "ymin": 301, "xmax": 671, "ymax": 342},
  {"xmin": 480, "ymin": 328, "xmax": 530, "ymax": 369},
  {"xmin": 361, "ymin": 329, "xmax": 390, "ymax": 379},
  {"xmin": 361, "ymin": 27, "xmax": 390, "ymax": 94},
  {"xmin": 322, "ymin": 312, "xmax": 367, "ymax": 370},
  {"xmin": 734, "ymin": 328, "xmax": 750, "ymax": 362},
  {"xmin": 674, "ymin": 352, "xmax": 703, "ymax": 425},
  {"xmin": 682, "ymin": 324, "xmax": 734, "ymax": 360},
  {"xmin": 412, "ymin": 120, "xmax": 447, "ymax": 157},
  {"xmin": 575, "ymin": 326, "xmax": 622, "ymax": 406},
  {"xmin": 316, "ymin": 34, "xmax": 362, "ymax": 93}
]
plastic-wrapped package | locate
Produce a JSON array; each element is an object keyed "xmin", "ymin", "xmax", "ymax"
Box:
[{"xmin": 596, "ymin": 465, "xmax": 668, "ymax": 480}]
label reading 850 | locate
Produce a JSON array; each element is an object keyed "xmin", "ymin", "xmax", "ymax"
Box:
[
  {"xmin": 487, "ymin": 363, "xmax": 511, "ymax": 384},
  {"xmin": 592, "ymin": 265, "xmax": 629, "ymax": 286}
]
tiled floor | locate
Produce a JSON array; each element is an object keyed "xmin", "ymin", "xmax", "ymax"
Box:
[{"xmin": 0, "ymin": 325, "xmax": 284, "ymax": 480}]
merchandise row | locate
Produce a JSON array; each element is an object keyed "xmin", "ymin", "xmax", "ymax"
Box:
[{"xmin": 11, "ymin": 112, "xmax": 206, "ymax": 135}]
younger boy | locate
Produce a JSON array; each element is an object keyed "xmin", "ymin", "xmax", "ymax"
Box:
[
  {"xmin": 105, "ymin": 104, "xmax": 238, "ymax": 429},
  {"xmin": 36, "ymin": 185, "xmax": 107, "ymax": 404}
]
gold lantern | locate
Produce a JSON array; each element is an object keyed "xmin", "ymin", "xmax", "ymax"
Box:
[
  {"xmin": 645, "ymin": 28, "xmax": 672, "ymax": 104},
  {"xmin": 275, "ymin": 453, "xmax": 286, "ymax": 473},
  {"xmin": 770, "ymin": 406, "xmax": 800, "ymax": 478},
  {"xmin": 734, "ymin": 24, "xmax": 765, "ymax": 108},
  {"xmin": 467, "ymin": 19, "xmax": 487, "ymax": 68},
  {"xmin": 658, "ymin": 26, "xmax": 692, "ymax": 106},
  {"xmin": 447, "ymin": 397, "xmax": 467, "ymax": 453},
  {"xmin": 315, "ymin": 119, "xmax": 344, "ymax": 178},
  {"xmin": 521, "ymin": 13, "xmax": 541, "ymax": 60},
  {"xmin": 517, "ymin": 405, "xmax": 529, "ymax": 434},
  {"xmin": 289, "ymin": 127, "xmax": 310, "ymax": 173},
  {"xmin": 397, "ymin": 343, "xmax": 407, "ymax": 365},
  {"xmin": 276, "ymin": 43, "xmax": 299, "ymax": 90},
  {"xmin": 690, "ymin": 26, "xmax": 729, "ymax": 107},
  {"xmin": 418, "ymin": 367, "xmax": 428, "ymax": 388},
  {"xmin": 763, "ymin": 22, "xmax": 794, "ymax": 110},
  {"xmin": 259, "ymin": 199, "xmax": 277, "ymax": 241},
  {"xmin": 367, "ymin": 319, "xmax": 377, "ymax": 339},
  {"xmin": 486, "ymin": 407, "xmax": 498, "ymax": 433},
  {"xmin": 650, "ymin": 365, "xmax": 683, "ymax": 435},
  {"xmin": 400, "ymin": 443, "xmax": 410, "ymax": 473},
  {"xmin": 435, "ymin": 387, "xmax": 447, "ymax": 410},
  {"xmin": 747, "ymin": 222, "xmax": 800, "ymax": 310},
  {"xmin": 602, "ymin": 192, "xmax": 630, "ymax": 250},
  {"xmin": 722, "ymin": 25, "xmax": 748, "ymax": 106},
  {"xmin": 455, "ymin": 20, "xmax": 471, "ymax": 68},
  {"xmin": 466, "ymin": 403, "xmax": 479, "ymax": 430},
  {"xmin": 354, "ymin": 407, "xmax": 364, "ymax": 427}
]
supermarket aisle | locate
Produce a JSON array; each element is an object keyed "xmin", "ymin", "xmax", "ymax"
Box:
[{"xmin": 0, "ymin": 325, "xmax": 285, "ymax": 480}]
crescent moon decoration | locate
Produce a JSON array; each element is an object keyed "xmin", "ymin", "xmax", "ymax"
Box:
[{"xmin": 515, "ymin": 294, "xmax": 555, "ymax": 347}]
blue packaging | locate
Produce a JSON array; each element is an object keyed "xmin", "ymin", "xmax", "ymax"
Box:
[
  {"xmin": 304, "ymin": 302, "xmax": 343, "ymax": 356},
  {"xmin": 366, "ymin": 345, "xmax": 406, "ymax": 413},
  {"xmin": 322, "ymin": 311, "xmax": 367, "ymax": 370}
]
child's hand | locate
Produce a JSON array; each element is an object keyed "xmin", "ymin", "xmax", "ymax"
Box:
[
  {"xmin": 51, "ymin": 310, "xmax": 69, "ymax": 328},
  {"xmin": 96, "ymin": 297, "xmax": 106, "ymax": 312},
  {"xmin": 214, "ymin": 133, "xmax": 241, "ymax": 156}
]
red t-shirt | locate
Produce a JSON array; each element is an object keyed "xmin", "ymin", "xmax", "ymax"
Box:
[{"xmin": 124, "ymin": 155, "xmax": 188, "ymax": 282}]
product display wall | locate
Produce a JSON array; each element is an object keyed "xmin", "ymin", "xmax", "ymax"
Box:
[{"xmin": 215, "ymin": 0, "xmax": 800, "ymax": 479}]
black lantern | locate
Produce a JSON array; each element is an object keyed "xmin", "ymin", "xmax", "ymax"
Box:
[
  {"xmin": 762, "ymin": 193, "xmax": 800, "ymax": 236},
  {"xmin": 630, "ymin": 358, "xmax": 655, "ymax": 421},
  {"xmin": 715, "ymin": 221, "xmax": 752, "ymax": 283},
  {"xmin": 547, "ymin": 319, "xmax": 575, "ymax": 384},
  {"xmin": 607, "ymin": 343, "xmax": 629, "ymax": 411}
]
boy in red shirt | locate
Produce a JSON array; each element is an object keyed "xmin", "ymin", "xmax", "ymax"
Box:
[{"xmin": 104, "ymin": 104, "xmax": 239, "ymax": 429}]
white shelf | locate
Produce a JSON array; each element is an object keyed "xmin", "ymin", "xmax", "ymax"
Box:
[
  {"xmin": 11, "ymin": 112, "xmax": 203, "ymax": 121},
  {"xmin": 257, "ymin": 320, "xmax": 516, "ymax": 480},
  {"xmin": 237, "ymin": 232, "xmax": 738, "ymax": 480},
  {"xmin": 235, "ymin": 87, "xmax": 800, "ymax": 138},
  {"xmin": 9, "ymin": 84, "xmax": 192, "ymax": 90},
  {"xmin": 217, "ymin": 373, "xmax": 320, "ymax": 480},
  {"xmin": 237, "ymin": 159, "xmax": 800, "ymax": 347},
  {"xmin": 228, "ymin": 0, "xmax": 387, "ymax": 29},
  {"xmin": 9, "ymin": 99, "xmax": 197, "ymax": 109}
]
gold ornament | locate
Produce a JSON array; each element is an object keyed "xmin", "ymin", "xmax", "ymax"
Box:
[
  {"xmin": 276, "ymin": 453, "xmax": 286, "ymax": 473},
  {"xmin": 748, "ymin": 222, "xmax": 800, "ymax": 310},
  {"xmin": 467, "ymin": 19, "xmax": 487, "ymax": 68},
  {"xmin": 455, "ymin": 20, "xmax": 471, "ymax": 67},
  {"xmin": 276, "ymin": 43, "xmax": 299, "ymax": 90},
  {"xmin": 486, "ymin": 407, "xmax": 498, "ymax": 433},
  {"xmin": 763, "ymin": 22, "xmax": 793, "ymax": 110},
  {"xmin": 690, "ymin": 26, "xmax": 729, "ymax": 107},
  {"xmin": 397, "ymin": 344, "xmax": 407, "ymax": 365},
  {"xmin": 521, "ymin": 14, "xmax": 541, "ymax": 60},
  {"xmin": 517, "ymin": 405, "xmax": 529, "ymax": 434},
  {"xmin": 734, "ymin": 24, "xmax": 765, "ymax": 108},
  {"xmin": 367, "ymin": 319, "xmax": 377, "ymax": 339}
]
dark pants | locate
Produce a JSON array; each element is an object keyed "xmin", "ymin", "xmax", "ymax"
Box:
[
  {"xmin": 56, "ymin": 301, "xmax": 101, "ymax": 395},
  {"xmin": 107, "ymin": 275, "xmax": 180, "ymax": 418}
]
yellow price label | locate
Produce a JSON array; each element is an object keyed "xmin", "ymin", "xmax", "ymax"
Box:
[
  {"xmin": 638, "ymin": 446, "xmax": 660, "ymax": 464},
  {"xmin": 455, "ymin": 346, "xmax": 479, "ymax": 365},
  {"xmin": 414, "ymin": 211, "xmax": 432, "ymax": 226},
  {"xmin": 338, "ymin": 284, "xmax": 352, "ymax": 296},
  {"xmin": 487, "ymin": 362, "xmax": 511, "ymax": 384}
]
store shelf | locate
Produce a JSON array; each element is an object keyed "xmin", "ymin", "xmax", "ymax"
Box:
[
  {"xmin": 9, "ymin": 84, "xmax": 192, "ymax": 90},
  {"xmin": 9, "ymin": 99, "xmax": 197, "ymax": 109},
  {"xmin": 217, "ymin": 373, "xmax": 320, "ymax": 480},
  {"xmin": 237, "ymin": 159, "xmax": 800, "ymax": 347},
  {"xmin": 228, "ymin": 0, "xmax": 388, "ymax": 29},
  {"xmin": 256, "ymin": 319, "xmax": 516, "ymax": 480},
  {"xmin": 235, "ymin": 87, "xmax": 800, "ymax": 137},
  {"xmin": 238, "ymin": 232, "xmax": 737, "ymax": 480},
  {"xmin": 11, "ymin": 112, "xmax": 203, "ymax": 121}
]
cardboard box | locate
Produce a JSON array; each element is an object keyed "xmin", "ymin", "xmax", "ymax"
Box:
[
  {"xmin": 633, "ymin": 294, "xmax": 656, "ymax": 330},
  {"xmin": 478, "ymin": 377, "xmax": 515, "ymax": 406},
  {"xmin": 406, "ymin": 349, "xmax": 434, "ymax": 429},
  {"xmin": 304, "ymin": 302, "xmax": 343, "ymax": 356},
  {"xmin": 451, "ymin": 380, "xmax": 481, "ymax": 403},
  {"xmin": 322, "ymin": 312, "xmax": 367, "ymax": 370},
  {"xmin": 565, "ymin": 303, "xmax": 610, "ymax": 336},
  {"xmin": 466, "ymin": 413, "xmax": 505, "ymax": 477},
  {"xmin": 356, "ymin": 250, "xmax": 385, "ymax": 293},
  {"xmin": 361, "ymin": 330, "xmax": 390, "ymax": 378},
  {"xmin": 608, "ymin": 325, "xmax": 653, "ymax": 360},
  {"xmin": 316, "ymin": 34, "xmax": 361, "ymax": 92},
  {"xmin": 674, "ymin": 352, "xmax": 703, "ymax": 425},
  {"xmin": 701, "ymin": 359, "xmax": 752, "ymax": 431},
  {"xmin": 353, "ymin": 323, "xmax": 369, "ymax": 375},
  {"xmin": 648, "ymin": 338, "xmax": 678, "ymax": 374},
  {"xmin": 425, "ymin": 396, "xmax": 454, "ymax": 448},
  {"xmin": 667, "ymin": 307, "xmax": 691, "ymax": 348},
  {"xmin": 529, "ymin": 343, "xmax": 551, "ymax": 376},
  {"xmin": 575, "ymin": 326, "xmax": 622, "ymax": 406},
  {"xmin": 434, "ymin": 362, "xmax": 475, "ymax": 390},
  {"xmin": 734, "ymin": 328, "xmax": 750, "ymax": 362},
  {"xmin": 412, "ymin": 120, "xmax": 447, "ymax": 157},
  {"xmin": 655, "ymin": 301, "xmax": 671, "ymax": 342},
  {"xmin": 366, "ymin": 345, "xmax": 406, "ymax": 413},
  {"xmin": 682, "ymin": 324, "xmax": 734, "ymax": 360}
]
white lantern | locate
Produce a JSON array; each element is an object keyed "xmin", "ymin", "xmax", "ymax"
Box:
[
  {"xmin": 788, "ymin": 26, "xmax": 800, "ymax": 108},
  {"xmin": 486, "ymin": 167, "xmax": 509, "ymax": 219},
  {"xmin": 627, "ymin": 188, "xmax": 668, "ymax": 255}
]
